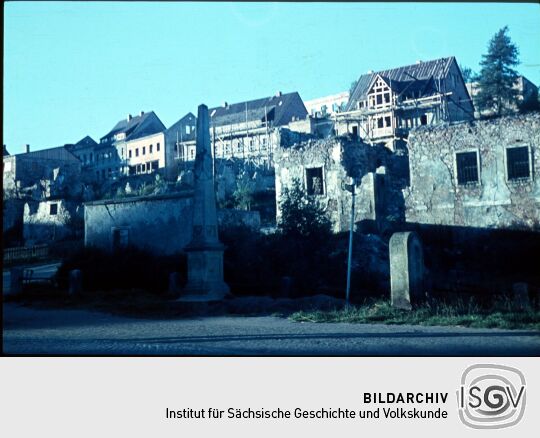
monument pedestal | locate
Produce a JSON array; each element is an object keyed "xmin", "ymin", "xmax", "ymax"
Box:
[
  {"xmin": 178, "ymin": 103, "xmax": 230, "ymax": 302},
  {"xmin": 180, "ymin": 244, "xmax": 229, "ymax": 301}
]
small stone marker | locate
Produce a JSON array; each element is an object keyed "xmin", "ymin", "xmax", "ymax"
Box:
[
  {"xmin": 68, "ymin": 269, "xmax": 82, "ymax": 295},
  {"xmin": 512, "ymin": 282, "xmax": 530, "ymax": 310},
  {"xmin": 389, "ymin": 231, "xmax": 425, "ymax": 310},
  {"xmin": 10, "ymin": 267, "xmax": 23, "ymax": 295}
]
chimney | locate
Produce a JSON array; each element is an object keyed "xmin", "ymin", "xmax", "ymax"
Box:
[
  {"xmin": 223, "ymin": 102, "xmax": 228, "ymax": 108},
  {"xmin": 367, "ymin": 70, "xmax": 374, "ymax": 74},
  {"xmin": 276, "ymin": 91, "xmax": 282, "ymax": 97},
  {"xmin": 416, "ymin": 60, "xmax": 423, "ymax": 64},
  {"xmin": 127, "ymin": 114, "xmax": 132, "ymax": 122},
  {"xmin": 140, "ymin": 111, "xmax": 145, "ymax": 117},
  {"xmin": 25, "ymin": 144, "xmax": 30, "ymax": 153}
]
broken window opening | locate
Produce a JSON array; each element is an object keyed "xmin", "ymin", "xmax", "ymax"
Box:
[
  {"xmin": 456, "ymin": 151, "xmax": 479, "ymax": 185},
  {"xmin": 306, "ymin": 167, "xmax": 325, "ymax": 196},
  {"xmin": 49, "ymin": 203, "xmax": 58, "ymax": 215}
]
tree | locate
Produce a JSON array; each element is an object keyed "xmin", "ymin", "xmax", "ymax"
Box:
[
  {"xmin": 459, "ymin": 64, "xmax": 476, "ymax": 83},
  {"xmin": 475, "ymin": 26, "xmax": 520, "ymax": 117},
  {"xmin": 278, "ymin": 179, "xmax": 332, "ymax": 238}
]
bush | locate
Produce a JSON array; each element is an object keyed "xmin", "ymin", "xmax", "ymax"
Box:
[
  {"xmin": 56, "ymin": 246, "xmax": 186, "ymax": 294},
  {"xmin": 220, "ymin": 226, "xmax": 385, "ymax": 299}
]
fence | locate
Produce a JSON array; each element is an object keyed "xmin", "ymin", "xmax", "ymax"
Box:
[{"xmin": 3, "ymin": 245, "xmax": 49, "ymax": 263}]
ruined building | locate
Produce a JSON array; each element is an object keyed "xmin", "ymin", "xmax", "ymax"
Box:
[
  {"xmin": 405, "ymin": 112, "xmax": 540, "ymax": 231},
  {"xmin": 3, "ymin": 144, "xmax": 84, "ymax": 245},
  {"xmin": 3, "ymin": 145, "xmax": 82, "ymax": 197},
  {"xmin": 274, "ymin": 137, "xmax": 408, "ymax": 233},
  {"xmin": 173, "ymin": 91, "xmax": 308, "ymax": 167},
  {"xmin": 335, "ymin": 57, "xmax": 474, "ymax": 150},
  {"xmin": 275, "ymin": 112, "xmax": 539, "ymax": 234}
]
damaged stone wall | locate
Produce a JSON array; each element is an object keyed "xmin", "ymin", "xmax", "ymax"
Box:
[
  {"xmin": 23, "ymin": 199, "xmax": 83, "ymax": 245},
  {"xmin": 84, "ymin": 192, "xmax": 261, "ymax": 255},
  {"xmin": 274, "ymin": 137, "xmax": 396, "ymax": 233},
  {"xmin": 405, "ymin": 112, "xmax": 540, "ymax": 230}
]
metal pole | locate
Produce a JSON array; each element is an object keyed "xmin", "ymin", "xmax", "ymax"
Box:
[{"xmin": 345, "ymin": 183, "xmax": 355, "ymax": 305}]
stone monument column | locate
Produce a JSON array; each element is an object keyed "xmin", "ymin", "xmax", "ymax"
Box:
[{"xmin": 180, "ymin": 104, "xmax": 230, "ymax": 301}]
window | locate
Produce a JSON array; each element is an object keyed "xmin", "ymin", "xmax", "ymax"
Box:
[
  {"xmin": 149, "ymin": 144, "xmax": 153, "ymax": 153},
  {"xmin": 112, "ymin": 228, "xmax": 129, "ymax": 251},
  {"xmin": 190, "ymin": 149, "xmax": 195, "ymax": 160},
  {"xmin": 420, "ymin": 114, "xmax": 428, "ymax": 125},
  {"xmin": 456, "ymin": 151, "xmax": 479, "ymax": 185},
  {"xmin": 384, "ymin": 93, "xmax": 390, "ymax": 103},
  {"xmin": 129, "ymin": 150, "xmax": 132, "ymax": 158},
  {"xmin": 90, "ymin": 153, "xmax": 93, "ymax": 162},
  {"xmin": 506, "ymin": 146, "xmax": 530, "ymax": 180},
  {"xmin": 377, "ymin": 117, "xmax": 384, "ymax": 129},
  {"xmin": 135, "ymin": 148, "xmax": 139, "ymax": 157},
  {"xmin": 142, "ymin": 147, "xmax": 146, "ymax": 155},
  {"xmin": 352, "ymin": 126, "xmax": 358, "ymax": 137},
  {"xmin": 384, "ymin": 116, "xmax": 391, "ymax": 127},
  {"xmin": 376, "ymin": 95, "xmax": 383, "ymax": 105},
  {"xmin": 305, "ymin": 167, "xmax": 324, "ymax": 196},
  {"xmin": 157, "ymin": 143, "xmax": 160, "ymax": 151},
  {"xmin": 49, "ymin": 203, "xmax": 58, "ymax": 215},
  {"xmin": 185, "ymin": 125, "xmax": 190, "ymax": 135}
]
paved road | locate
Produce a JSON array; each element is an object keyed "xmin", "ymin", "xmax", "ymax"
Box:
[
  {"xmin": 3, "ymin": 304, "xmax": 540, "ymax": 356},
  {"xmin": 3, "ymin": 263, "xmax": 61, "ymax": 295}
]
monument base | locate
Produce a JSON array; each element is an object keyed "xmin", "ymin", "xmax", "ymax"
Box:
[{"xmin": 178, "ymin": 246, "xmax": 229, "ymax": 302}]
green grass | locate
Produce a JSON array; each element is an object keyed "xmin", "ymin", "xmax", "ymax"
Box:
[{"xmin": 290, "ymin": 298, "xmax": 540, "ymax": 330}]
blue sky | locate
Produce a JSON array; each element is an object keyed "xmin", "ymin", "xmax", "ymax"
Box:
[{"xmin": 4, "ymin": 2, "xmax": 540, "ymax": 153}]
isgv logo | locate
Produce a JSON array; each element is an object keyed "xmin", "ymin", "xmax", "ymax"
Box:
[{"xmin": 457, "ymin": 364, "xmax": 526, "ymax": 429}]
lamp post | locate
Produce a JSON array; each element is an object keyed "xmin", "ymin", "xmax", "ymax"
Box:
[{"xmin": 342, "ymin": 177, "xmax": 357, "ymax": 306}]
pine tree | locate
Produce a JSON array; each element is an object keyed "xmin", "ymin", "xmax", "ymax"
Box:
[{"xmin": 475, "ymin": 26, "xmax": 520, "ymax": 117}]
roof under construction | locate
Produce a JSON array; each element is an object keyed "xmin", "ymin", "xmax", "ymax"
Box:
[{"xmin": 347, "ymin": 57, "xmax": 456, "ymax": 111}]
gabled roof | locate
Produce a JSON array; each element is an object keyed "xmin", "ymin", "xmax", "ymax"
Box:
[
  {"xmin": 12, "ymin": 146, "xmax": 80, "ymax": 162},
  {"xmin": 65, "ymin": 135, "xmax": 99, "ymax": 151},
  {"xmin": 75, "ymin": 135, "xmax": 98, "ymax": 148},
  {"xmin": 166, "ymin": 112, "xmax": 197, "ymax": 142},
  {"xmin": 209, "ymin": 91, "xmax": 307, "ymax": 127},
  {"xmin": 347, "ymin": 57, "xmax": 456, "ymax": 110},
  {"xmin": 101, "ymin": 111, "xmax": 166, "ymax": 142}
]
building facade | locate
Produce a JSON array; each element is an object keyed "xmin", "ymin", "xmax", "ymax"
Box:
[
  {"xmin": 99, "ymin": 111, "xmax": 167, "ymax": 178},
  {"xmin": 404, "ymin": 112, "xmax": 540, "ymax": 231},
  {"xmin": 174, "ymin": 92, "xmax": 308, "ymax": 167},
  {"xmin": 336, "ymin": 57, "xmax": 474, "ymax": 150},
  {"xmin": 304, "ymin": 92, "xmax": 350, "ymax": 118}
]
